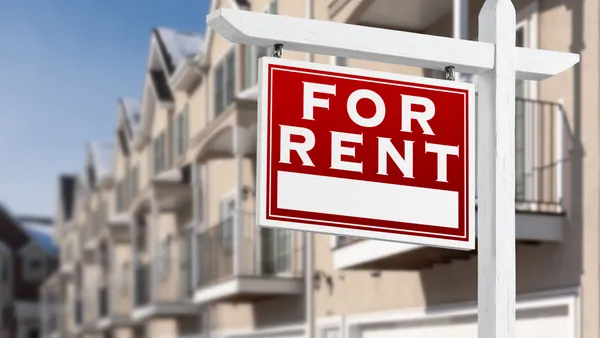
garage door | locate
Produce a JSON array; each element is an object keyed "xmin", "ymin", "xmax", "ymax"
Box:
[{"xmin": 361, "ymin": 303, "xmax": 572, "ymax": 338}]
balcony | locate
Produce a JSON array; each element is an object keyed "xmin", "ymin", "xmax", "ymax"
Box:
[
  {"xmin": 194, "ymin": 213, "xmax": 303, "ymax": 305},
  {"xmin": 333, "ymin": 98, "xmax": 569, "ymax": 271},
  {"xmin": 132, "ymin": 262, "xmax": 196, "ymax": 322},
  {"xmin": 151, "ymin": 166, "xmax": 192, "ymax": 211},
  {"xmin": 329, "ymin": 0, "xmax": 452, "ymax": 32},
  {"xmin": 107, "ymin": 211, "xmax": 132, "ymax": 243}
]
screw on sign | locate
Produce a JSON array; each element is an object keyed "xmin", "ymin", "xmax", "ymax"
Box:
[{"xmin": 256, "ymin": 57, "xmax": 475, "ymax": 250}]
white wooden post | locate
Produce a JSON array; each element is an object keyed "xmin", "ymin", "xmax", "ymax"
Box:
[
  {"xmin": 206, "ymin": 6, "xmax": 579, "ymax": 338},
  {"xmin": 477, "ymin": 1, "xmax": 516, "ymax": 337},
  {"xmin": 453, "ymin": 0, "xmax": 469, "ymax": 82}
]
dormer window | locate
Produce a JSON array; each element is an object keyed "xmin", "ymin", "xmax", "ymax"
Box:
[
  {"xmin": 118, "ymin": 129, "xmax": 130, "ymax": 157},
  {"xmin": 87, "ymin": 165, "xmax": 96, "ymax": 189}
]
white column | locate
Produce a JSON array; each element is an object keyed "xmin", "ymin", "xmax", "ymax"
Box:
[
  {"xmin": 477, "ymin": 1, "xmax": 516, "ymax": 338},
  {"xmin": 453, "ymin": 0, "xmax": 470, "ymax": 82},
  {"xmin": 233, "ymin": 126, "xmax": 245, "ymax": 276},
  {"xmin": 555, "ymin": 100, "xmax": 565, "ymax": 213}
]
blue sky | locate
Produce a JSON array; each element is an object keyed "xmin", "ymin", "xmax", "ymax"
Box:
[{"xmin": 0, "ymin": 0, "xmax": 209, "ymax": 216}]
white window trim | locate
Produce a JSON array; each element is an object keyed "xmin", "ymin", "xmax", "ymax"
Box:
[
  {"xmin": 213, "ymin": 46, "xmax": 238, "ymax": 119},
  {"xmin": 318, "ymin": 316, "xmax": 345, "ymax": 338}
]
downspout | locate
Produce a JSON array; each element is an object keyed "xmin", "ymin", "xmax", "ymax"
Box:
[{"xmin": 304, "ymin": 2, "xmax": 316, "ymax": 338}]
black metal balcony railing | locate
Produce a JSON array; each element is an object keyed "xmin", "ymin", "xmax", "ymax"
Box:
[
  {"xmin": 333, "ymin": 98, "xmax": 571, "ymax": 249},
  {"xmin": 98, "ymin": 286, "xmax": 109, "ymax": 318},
  {"xmin": 134, "ymin": 264, "xmax": 151, "ymax": 307},
  {"xmin": 196, "ymin": 213, "xmax": 303, "ymax": 288},
  {"xmin": 513, "ymin": 98, "xmax": 568, "ymax": 212}
]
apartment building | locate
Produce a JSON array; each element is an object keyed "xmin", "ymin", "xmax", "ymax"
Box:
[
  {"xmin": 42, "ymin": 0, "xmax": 599, "ymax": 337},
  {"xmin": 0, "ymin": 205, "xmax": 58, "ymax": 338}
]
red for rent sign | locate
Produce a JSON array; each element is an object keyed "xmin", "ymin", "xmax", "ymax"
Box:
[{"xmin": 256, "ymin": 58, "xmax": 475, "ymax": 250}]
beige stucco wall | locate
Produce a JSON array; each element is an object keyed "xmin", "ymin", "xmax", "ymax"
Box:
[
  {"xmin": 83, "ymin": 263, "xmax": 99, "ymax": 324},
  {"xmin": 146, "ymin": 317, "xmax": 178, "ymax": 338},
  {"xmin": 113, "ymin": 327, "xmax": 134, "ymax": 338},
  {"xmin": 111, "ymin": 243, "xmax": 132, "ymax": 316}
]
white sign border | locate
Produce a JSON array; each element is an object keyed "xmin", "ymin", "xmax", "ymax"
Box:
[{"xmin": 256, "ymin": 57, "xmax": 475, "ymax": 251}]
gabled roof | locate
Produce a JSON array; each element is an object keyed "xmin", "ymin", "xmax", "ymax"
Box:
[
  {"xmin": 196, "ymin": 0, "xmax": 249, "ymax": 66},
  {"xmin": 88, "ymin": 142, "xmax": 114, "ymax": 182},
  {"xmin": 154, "ymin": 27, "xmax": 204, "ymax": 74},
  {"xmin": 59, "ymin": 174, "xmax": 77, "ymax": 222},
  {"xmin": 16, "ymin": 217, "xmax": 58, "ymax": 256},
  {"xmin": 135, "ymin": 26, "xmax": 204, "ymax": 150},
  {"xmin": 0, "ymin": 204, "xmax": 58, "ymax": 256},
  {"xmin": 119, "ymin": 98, "xmax": 141, "ymax": 136}
]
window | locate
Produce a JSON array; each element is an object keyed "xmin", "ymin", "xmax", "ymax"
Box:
[
  {"xmin": 115, "ymin": 181, "xmax": 124, "ymax": 212},
  {"xmin": 214, "ymin": 64, "xmax": 224, "ymax": 115},
  {"xmin": 23, "ymin": 255, "xmax": 45, "ymax": 282},
  {"xmin": 244, "ymin": 45, "xmax": 268, "ymax": 89},
  {"xmin": 135, "ymin": 216, "xmax": 147, "ymax": 252},
  {"xmin": 130, "ymin": 166, "xmax": 139, "ymax": 199},
  {"xmin": 224, "ymin": 52, "xmax": 236, "ymax": 107},
  {"xmin": 153, "ymin": 132, "xmax": 166, "ymax": 175},
  {"xmin": 219, "ymin": 197, "xmax": 236, "ymax": 251},
  {"xmin": 172, "ymin": 105, "xmax": 189, "ymax": 160},
  {"xmin": 178, "ymin": 106, "xmax": 189, "ymax": 156},
  {"xmin": 261, "ymin": 228, "xmax": 292, "ymax": 274},
  {"xmin": 87, "ymin": 165, "xmax": 96, "ymax": 188},
  {"xmin": 242, "ymin": 0, "xmax": 276, "ymax": 89},
  {"xmin": 213, "ymin": 50, "xmax": 237, "ymax": 117},
  {"xmin": 424, "ymin": 68, "xmax": 446, "ymax": 79},
  {"xmin": 334, "ymin": 56, "xmax": 347, "ymax": 67},
  {"xmin": 118, "ymin": 129, "xmax": 130, "ymax": 157},
  {"xmin": 120, "ymin": 262, "xmax": 130, "ymax": 295},
  {"xmin": 268, "ymin": 0, "xmax": 277, "ymax": 14}
]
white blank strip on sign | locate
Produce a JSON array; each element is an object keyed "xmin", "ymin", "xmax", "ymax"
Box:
[{"xmin": 277, "ymin": 171, "xmax": 459, "ymax": 228}]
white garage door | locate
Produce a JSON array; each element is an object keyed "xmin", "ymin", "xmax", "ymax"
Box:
[{"xmin": 361, "ymin": 304, "xmax": 572, "ymax": 338}]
